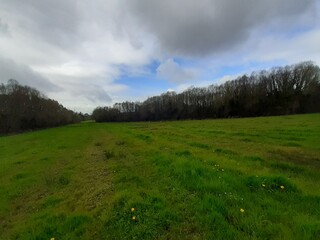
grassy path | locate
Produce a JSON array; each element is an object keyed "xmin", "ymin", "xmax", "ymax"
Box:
[{"xmin": 0, "ymin": 114, "xmax": 320, "ymax": 239}]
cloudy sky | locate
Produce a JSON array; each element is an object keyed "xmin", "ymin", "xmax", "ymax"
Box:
[{"xmin": 0, "ymin": 0, "xmax": 319, "ymax": 113}]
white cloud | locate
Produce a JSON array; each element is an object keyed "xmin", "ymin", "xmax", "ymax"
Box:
[
  {"xmin": 247, "ymin": 29, "xmax": 320, "ymax": 66},
  {"xmin": 0, "ymin": 0, "xmax": 155, "ymax": 112},
  {"xmin": 0, "ymin": 0, "xmax": 319, "ymax": 113},
  {"xmin": 157, "ymin": 59, "xmax": 197, "ymax": 83},
  {"xmin": 167, "ymin": 88, "xmax": 175, "ymax": 92},
  {"xmin": 215, "ymin": 74, "xmax": 241, "ymax": 85},
  {"xmin": 32, "ymin": 61, "xmax": 117, "ymax": 79}
]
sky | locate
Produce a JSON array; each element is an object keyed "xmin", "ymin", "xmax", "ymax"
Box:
[{"xmin": 0, "ymin": 0, "xmax": 319, "ymax": 113}]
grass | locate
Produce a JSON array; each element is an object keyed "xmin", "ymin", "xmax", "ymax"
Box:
[{"xmin": 0, "ymin": 114, "xmax": 320, "ymax": 239}]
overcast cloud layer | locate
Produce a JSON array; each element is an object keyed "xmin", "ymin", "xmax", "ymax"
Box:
[
  {"xmin": 0, "ymin": 0, "xmax": 319, "ymax": 112},
  {"xmin": 128, "ymin": 0, "xmax": 316, "ymax": 56}
]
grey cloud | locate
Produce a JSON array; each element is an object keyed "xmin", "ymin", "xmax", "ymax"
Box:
[
  {"xmin": 128, "ymin": 0, "xmax": 316, "ymax": 56},
  {"xmin": 1, "ymin": 0, "xmax": 81, "ymax": 49},
  {"xmin": 55, "ymin": 78, "xmax": 113, "ymax": 103},
  {"xmin": 0, "ymin": 56, "xmax": 60, "ymax": 92},
  {"xmin": 0, "ymin": 18, "xmax": 9, "ymax": 36},
  {"xmin": 78, "ymin": 85, "xmax": 112, "ymax": 103},
  {"xmin": 0, "ymin": 0, "xmax": 317, "ymax": 113},
  {"xmin": 0, "ymin": 0, "xmax": 146, "ymax": 58}
]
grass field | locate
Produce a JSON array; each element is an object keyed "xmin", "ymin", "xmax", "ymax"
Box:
[{"xmin": 1, "ymin": 114, "xmax": 320, "ymax": 239}]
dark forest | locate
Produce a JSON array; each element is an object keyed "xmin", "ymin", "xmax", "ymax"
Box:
[
  {"xmin": 0, "ymin": 79, "xmax": 80, "ymax": 134},
  {"xmin": 92, "ymin": 61, "xmax": 320, "ymax": 122}
]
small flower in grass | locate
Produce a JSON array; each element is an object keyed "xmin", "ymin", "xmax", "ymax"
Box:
[
  {"xmin": 131, "ymin": 207, "xmax": 135, "ymax": 212},
  {"xmin": 132, "ymin": 216, "xmax": 136, "ymax": 221},
  {"xmin": 280, "ymin": 185, "xmax": 285, "ymax": 189},
  {"xmin": 240, "ymin": 208, "xmax": 245, "ymax": 213},
  {"xmin": 262, "ymin": 184, "xmax": 266, "ymax": 187},
  {"xmin": 50, "ymin": 238, "xmax": 55, "ymax": 240}
]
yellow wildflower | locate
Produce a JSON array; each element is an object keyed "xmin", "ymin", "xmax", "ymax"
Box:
[
  {"xmin": 132, "ymin": 216, "xmax": 136, "ymax": 220},
  {"xmin": 280, "ymin": 185, "xmax": 285, "ymax": 189},
  {"xmin": 262, "ymin": 184, "xmax": 266, "ymax": 187},
  {"xmin": 131, "ymin": 207, "xmax": 135, "ymax": 212},
  {"xmin": 240, "ymin": 208, "xmax": 245, "ymax": 213},
  {"xmin": 50, "ymin": 238, "xmax": 55, "ymax": 240}
]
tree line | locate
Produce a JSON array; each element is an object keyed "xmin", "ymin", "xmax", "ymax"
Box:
[
  {"xmin": 0, "ymin": 79, "xmax": 80, "ymax": 134},
  {"xmin": 93, "ymin": 61, "xmax": 320, "ymax": 122}
]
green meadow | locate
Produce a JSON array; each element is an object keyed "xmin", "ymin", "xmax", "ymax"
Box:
[{"xmin": 1, "ymin": 114, "xmax": 320, "ymax": 239}]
